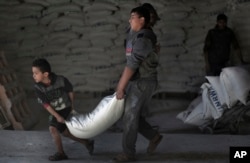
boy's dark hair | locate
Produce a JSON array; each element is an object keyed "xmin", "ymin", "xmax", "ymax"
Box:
[
  {"xmin": 131, "ymin": 6, "xmax": 150, "ymax": 28},
  {"xmin": 141, "ymin": 3, "xmax": 160, "ymax": 21},
  {"xmin": 217, "ymin": 13, "xmax": 227, "ymax": 22},
  {"xmin": 32, "ymin": 58, "xmax": 51, "ymax": 74}
]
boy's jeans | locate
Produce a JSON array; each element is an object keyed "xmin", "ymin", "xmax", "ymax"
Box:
[{"xmin": 122, "ymin": 79, "xmax": 158, "ymax": 157}]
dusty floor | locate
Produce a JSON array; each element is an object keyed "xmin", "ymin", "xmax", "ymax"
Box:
[
  {"xmin": 1, "ymin": 96, "xmax": 250, "ymax": 163},
  {"xmin": 1, "ymin": 129, "xmax": 250, "ymax": 163}
]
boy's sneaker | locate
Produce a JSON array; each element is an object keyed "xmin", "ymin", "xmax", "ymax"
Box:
[
  {"xmin": 147, "ymin": 133, "xmax": 163, "ymax": 155},
  {"xmin": 48, "ymin": 152, "xmax": 68, "ymax": 161}
]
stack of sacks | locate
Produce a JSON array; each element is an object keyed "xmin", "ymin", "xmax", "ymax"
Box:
[
  {"xmin": 65, "ymin": 93, "xmax": 124, "ymax": 139},
  {"xmin": 207, "ymin": 66, "xmax": 250, "ymax": 109},
  {"xmin": 176, "ymin": 96, "xmax": 210, "ymax": 126},
  {"xmin": 177, "ymin": 66, "xmax": 250, "ymax": 126},
  {"xmin": 219, "ymin": 66, "xmax": 250, "ymax": 107},
  {"xmin": 176, "ymin": 82, "xmax": 224, "ymax": 126}
]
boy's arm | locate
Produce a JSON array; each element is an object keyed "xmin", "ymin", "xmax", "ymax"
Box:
[
  {"xmin": 116, "ymin": 66, "xmax": 134, "ymax": 99},
  {"xmin": 43, "ymin": 104, "xmax": 65, "ymax": 123},
  {"xmin": 34, "ymin": 86, "xmax": 65, "ymax": 123},
  {"xmin": 116, "ymin": 36, "xmax": 153, "ymax": 99}
]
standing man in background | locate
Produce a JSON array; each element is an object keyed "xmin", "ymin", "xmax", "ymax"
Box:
[{"xmin": 203, "ymin": 13, "xmax": 245, "ymax": 76}]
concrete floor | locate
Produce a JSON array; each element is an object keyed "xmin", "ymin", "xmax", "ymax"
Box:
[
  {"xmin": 1, "ymin": 97, "xmax": 250, "ymax": 163},
  {"xmin": 1, "ymin": 130, "xmax": 250, "ymax": 163}
]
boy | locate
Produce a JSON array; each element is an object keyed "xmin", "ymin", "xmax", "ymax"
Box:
[
  {"xmin": 32, "ymin": 58, "xmax": 94, "ymax": 161},
  {"xmin": 124, "ymin": 3, "xmax": 160, "ymax": 50},
  {"xmin": 113, "ymin": 6, "xmax": 163, "ymax": 162}
]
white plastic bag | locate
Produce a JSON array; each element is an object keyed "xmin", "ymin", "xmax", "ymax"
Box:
[
  {"xmin": 201, "ymin": 83, "xmax": 224, "ymax": 119},
  {"xmin": 177, "ymin": 96, "xmax": 210, "ymax": 126},
  {"xmin": 184, "ymin": 99, "xmax": 210, "ymax": 126},
  {"xmin": 206, "ymin": 76, "xmax": 226, "ymax": 106},
  {"xmin": 220, "ymin": 66, "xmax": 250, "ymax": 106},
  {"xmin": 65, "ymin": 93, "xmax": 124, "ymax": 138},
  {"xmin": 176, "ymin": 96, "xmax": 202, "ymax": 122}
]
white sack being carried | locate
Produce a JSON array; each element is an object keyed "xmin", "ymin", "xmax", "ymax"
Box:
[{"xmin": 65, "ymin": 93, "xmax": 124, "ymax": 138}]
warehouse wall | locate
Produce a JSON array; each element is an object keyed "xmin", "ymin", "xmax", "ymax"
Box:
[{"xmin": 0, "ymin": 0, "xmax": 249, "ymax": 95}]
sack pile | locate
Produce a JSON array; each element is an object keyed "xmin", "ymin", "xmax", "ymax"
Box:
[{"xmin": 177, "ymin": 66, "xmax": 250, "ymax": 127}]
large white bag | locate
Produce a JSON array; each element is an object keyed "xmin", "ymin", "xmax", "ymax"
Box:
[
  {"xmin": 65, "ymin": 93, "xmax": 124, "ymax": 138},
  {"xmin": 220, "ymin": 66, "xmax": 250, "ymax": 106},
  {"xmin": 184, "ymin": 97, "xmax": 210, "ymax": 126},
  {"xmin": 176, "ymin": 96, "xmax": 210, "ymax": 126},
  {"xmin": 205, "ymin": 76, "xmax": 227, "ymax": 106},
  {"xmin": 201, "ymin": 83, "xmax": 225, "ymax": 119},
  {"xmin": 176, "ymin": 96, "xmax": 202, "ymax": 122}
]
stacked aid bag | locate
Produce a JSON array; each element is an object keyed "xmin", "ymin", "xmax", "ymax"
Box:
[{"xmin": 177, "ymin": 66, "xmax": 250, "ymax": 127}]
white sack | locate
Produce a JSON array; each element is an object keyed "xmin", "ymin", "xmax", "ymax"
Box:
[
  {"xmin": 201, "ymin": 83, "xmax": 224, "ymax": 119},
  {"xmin": 184, "ymin": 98, "xmax": 210, "ymax": 126},
  {"xmin": 220, "ymin": 66, "xmax": 250, "ymax": 106},
  {"xmin": 176, "ymin": 96, "xmax": 202, "ymax": 122},
  {"xmin": 206, "ymin": 76, "xmax": 226, "ymax": 105},
  {"xmin": 65, "ymin": 93, "xmax": 124, "ymax": 138}
]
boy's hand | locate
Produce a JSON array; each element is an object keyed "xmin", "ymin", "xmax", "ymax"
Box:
[
  {"xmin": 56, "ymin": 116, "xmax": 65, "ymax": 123},
  {"xmin": 116, "ymin": 89, "xmax": 125, "ymax": 99}
]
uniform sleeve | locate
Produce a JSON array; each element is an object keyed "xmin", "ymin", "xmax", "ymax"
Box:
[
  {"xmin": 127, "ymin": 37, "xmax": 153, "ymax": 70},
  {"xmin": 63, "ymin": 77, "xmax": 73, "ymax": 92}
]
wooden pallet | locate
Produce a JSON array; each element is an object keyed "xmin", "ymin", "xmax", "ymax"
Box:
[
  {"xmin": 0, "ymin": 106, "xmax": 11, "ymax": 129},
  {"xmin": 0, "ymin": 51, "xmax": 37, "ymax": 130}
]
